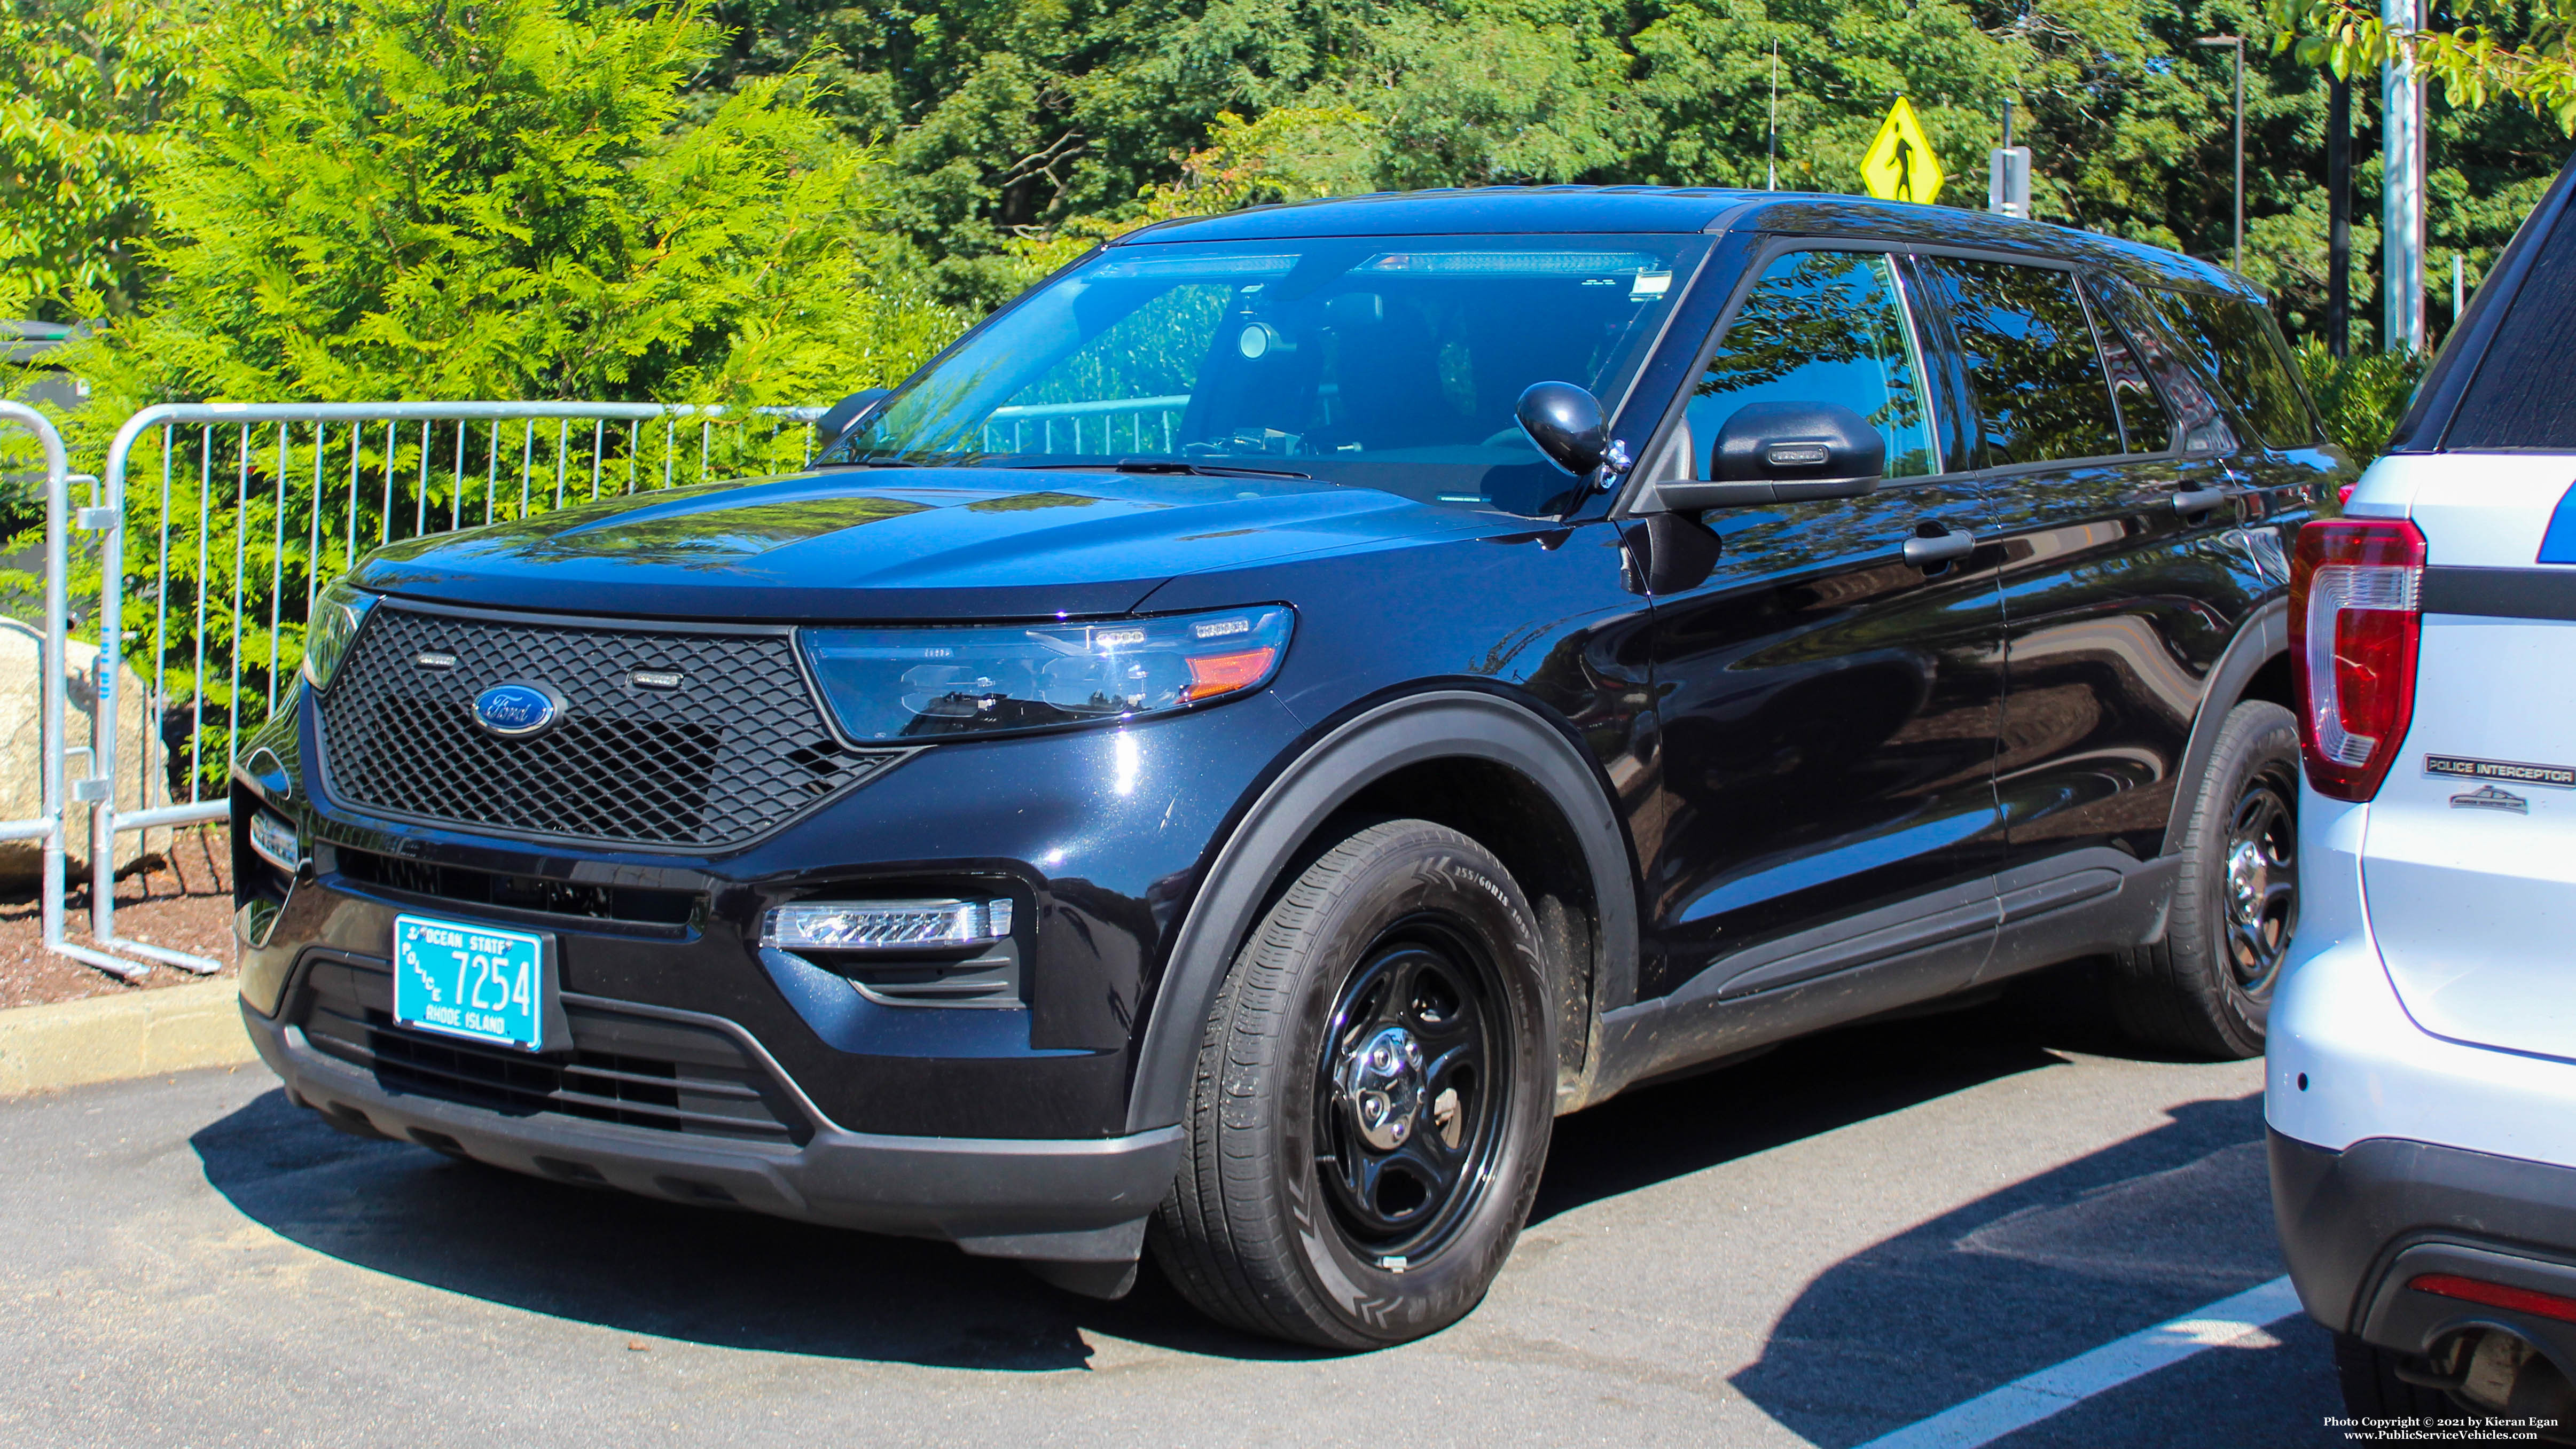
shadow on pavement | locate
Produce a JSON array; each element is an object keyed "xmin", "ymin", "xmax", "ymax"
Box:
[
  {"xmin": 1728, "ymin": 1092, "xmax": 2284, "ymax": 1446},
  {"xmin": 1534, "ymin": 979, "xmax": 2101, "ymax": 1226},
  {"xmin": 189, "ymin": 962, "xmax": 2266, "ymax": 1383},
  {"xmin": 1709, "ymin": 998, "xmax": 2305, "ymax": 1446},
  {"xmin": 188, "ymin": 1088, "xmax": 1295, "ymax": 1370}
]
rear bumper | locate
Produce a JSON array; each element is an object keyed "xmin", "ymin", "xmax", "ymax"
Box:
[
  {"xmin": 2272, "ymin": 1129, "xmax": 2576, "ymax": 1381},
  {"xmin": 242, "ymin": 994, "xmax": 1181, "ymax": 1263}
]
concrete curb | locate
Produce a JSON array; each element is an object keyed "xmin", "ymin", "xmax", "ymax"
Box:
[{"xmin": 0, "ymin": 981, "xmax": 257, "ymax": 1096}]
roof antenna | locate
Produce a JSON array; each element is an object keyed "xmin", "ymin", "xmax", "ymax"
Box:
[{"xmin": 1767, "ymin": 43, "xmax": 1779, "ymax": 191}]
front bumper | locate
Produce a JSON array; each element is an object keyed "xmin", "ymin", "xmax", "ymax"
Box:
[
  {"xmin": 230, "ymin": 662, "xmax": 1311, "ymax": 1260},
  {"xmin": 242, "ymin": 985, "xmax": 1181, "ymax": 1261},
  {"xmin": 2272, "ymin": 1129, "xmax": 2576, "ymax": 1382},
  {"xmin": 236, "ymin": 680, "xmax": 1309, "ymax": 1140}
]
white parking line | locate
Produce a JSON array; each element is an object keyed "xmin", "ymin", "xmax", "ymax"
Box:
[{"xmin": 1852, "ymin": 1275, "xmax": 2306, "ymax": 1449}]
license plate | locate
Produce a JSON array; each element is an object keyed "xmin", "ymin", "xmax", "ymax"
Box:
[{"xmin": 392, "ymin": 913, "xmax": 554, "ymax": 1052}]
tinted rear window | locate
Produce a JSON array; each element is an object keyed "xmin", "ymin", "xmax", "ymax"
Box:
[
  {"xmin": 2150, "ymin": 289, "xmax": 2317, "ymax": 447},
  {"xmin": 2446, "ymin": 201, "xmax": 2576, "ymax": 449}
]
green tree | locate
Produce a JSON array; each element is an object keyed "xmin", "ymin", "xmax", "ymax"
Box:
[
  {"xmin": 0, "ymin": 0, "xmax": 198, "ymax": 318},
  {"xmin": 20, "ymin": 0, "xmax": 966, "ymax": 789},
  {"xmin": 2271, "ymin": 0, "xmax": 2576, "ymax": 128},
  {"xmin": 681, "ymin": 0, "xmax": 2562, "ymax": 350},
  {"xmin": 67, "ymin": 0, "xmax": 952, "ymax": 411}
]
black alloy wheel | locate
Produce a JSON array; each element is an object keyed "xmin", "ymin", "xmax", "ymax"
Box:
[
  {"xmin": 2218, "ymin": 760, "xmax": 2299, "ymax": 998},
  {"xmin": 1313, "ymin": 923, "xmax": 1504, "ymax": 1265},
  {"xmin": 2110, "ymin": 698, "xmax": 2303, "ymax": 1059},
  {"xmin": 1151, "ymin": 818, "xmax": 1555, "ymax": 1349}
]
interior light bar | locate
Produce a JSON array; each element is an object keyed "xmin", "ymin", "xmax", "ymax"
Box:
[{"xmin": 762, "ymin": 898, "xmax": 1014, "ymax": 952}]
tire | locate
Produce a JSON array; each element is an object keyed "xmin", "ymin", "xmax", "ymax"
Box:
[
  {"xmin": 2110, "ymin": 699, "xmax": 2301, "ymax": 1059},
  {"xmin": 1149, "ymin": 818, "xmax": 1556, "ymax": 1349},
  {"xmin": 2336, "ymin": 1332, "xmax": 2456, "ymax": 1419}
]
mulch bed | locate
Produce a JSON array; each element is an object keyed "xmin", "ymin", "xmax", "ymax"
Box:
[{"xmin": 0, "ymin": 825, "xmax": 238, "ymax": 1009}]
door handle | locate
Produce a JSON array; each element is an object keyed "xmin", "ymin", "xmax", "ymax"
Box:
[
  {"xmin": 2173, "ymin": 486, "xmax": 2230, "ymax": 515},
  {"xmin": 1902, "ymin": 528, "xmax": 1976, "ymax": 568}
]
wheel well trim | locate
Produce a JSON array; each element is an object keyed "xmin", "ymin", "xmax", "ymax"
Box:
[
  {"xmin": 1124, "ymin": 688, "xmax": 1640, "ymax": 1134},
  {"xmin": 2164, "ymin": 596, "xmax": 2291, "ymax": 853}
]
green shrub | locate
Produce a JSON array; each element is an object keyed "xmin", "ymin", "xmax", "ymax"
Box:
[
  {"xmin": 2297, "ymin": 339, "xmax": 2432, "ymax": 464},
  {"xmin": 14, "ymin": 0, "xmax": 968, "ymax": 792}
]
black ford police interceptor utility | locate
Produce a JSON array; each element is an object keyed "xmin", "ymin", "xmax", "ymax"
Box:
[{"xmin": 233, "ymin": 187, "xmax": 2346, "ymax": 1349}]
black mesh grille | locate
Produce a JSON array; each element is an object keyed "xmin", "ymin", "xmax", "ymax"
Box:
[
  {"xmin": 316, "ymin": 605, "xmax": 901, "ymax": 848},
  {"xmin": 296, "ymin": 958, "xmax": 807, "ymax": 1145}
]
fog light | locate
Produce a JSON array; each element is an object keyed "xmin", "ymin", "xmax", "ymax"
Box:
[
  {"xmin": 761, "ymin": 898, "xmax": 1014, "ymax": 952},
  {"xmin": 247, "ymin": 809, "xmax": 303, "ymax": 873}
]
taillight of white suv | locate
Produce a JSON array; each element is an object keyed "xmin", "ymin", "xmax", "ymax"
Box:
[{"xmin": 2289, "ymin": 518, "xmax": 2426, "ymax": 802}]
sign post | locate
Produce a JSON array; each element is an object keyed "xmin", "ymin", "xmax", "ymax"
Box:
[
  {"xmin": 1988, "ymin": 97, "xmax": 2030, "ymax": 218},
  {"xmin": 1860, "ymin": 97, "xmax": 1945, "ymax": 205}
]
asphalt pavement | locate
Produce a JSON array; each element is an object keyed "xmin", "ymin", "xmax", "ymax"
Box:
[{"xmin": 0, "ymin": 977, "xmax": 2344, "ymax": 1447}]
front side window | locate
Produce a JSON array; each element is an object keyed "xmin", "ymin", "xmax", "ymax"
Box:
[
  {"xmin": 829, "ymin": 235, "xmax": 1708, "ymax": 513},
  {"xmin": 1920, "ymin": 258, "xmax": 2123, "ymax": 466},
  {"xmin": 1682, "ymin": 249, "xmax": 1938, "ymax": 479},
  {"xmin": 2150, "ymin": 289, "xmax": 2319, "ymax": 447}
]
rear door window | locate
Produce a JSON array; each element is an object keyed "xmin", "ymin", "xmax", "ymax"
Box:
[
  {"xmin": 1917, "ymin": 259, "xmax": 2124, "ymax": 466},
  {"xmin": 2093, "ymin": 311, "xmax": 2175, "ymax": 453},
  {"xmin": 2084, "ymin": 275, "xmax": 2235, "ymax": 454},
  {"xmin": 1683, "ymin": 249, "xmax": 1939, "ymax": 479},
  {"xmin": 2148, "ymin": 289, "xmax": 2319, "ymax": 447}
]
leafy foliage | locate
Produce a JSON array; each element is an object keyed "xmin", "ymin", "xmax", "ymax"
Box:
[
  {"xmin": 0, "ymin": 0, "xmax": 197, "ymax": 318},
  {"xmin": 680, "ymin": 0, "xmax": 2562, "ymax": 351},
  {"xmin": 12, "ymin": 0, "xmax": 970, "ymax": 790},
  {"xmin": 2270, "ymin": 0, "xmax": 2576, "ymax": 129},
  {"xmin": 2296, "ymin": 337, "xmax": 2431, "ymax": 459},
  {"xmin": 62, "ymin": 0, "xmax": 953, "ymax": 413}
]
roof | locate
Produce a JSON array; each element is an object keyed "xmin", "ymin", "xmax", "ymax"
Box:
[{"xmin": 1119, "ymin": 185, "xmax": 2245, "ymax": 296}]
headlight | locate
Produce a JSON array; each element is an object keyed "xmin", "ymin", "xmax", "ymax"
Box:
[
  {"xmin": 800, "ymin": 606, "xmax": 1293, "ymax": 742},
  {"xmin": 300, "ymin": 577, "xmax": 378, "ymax": 690}
]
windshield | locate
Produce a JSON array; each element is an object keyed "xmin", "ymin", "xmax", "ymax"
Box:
[{"xmin": 828, "ymin": 234, "xmax": 1710, "ymax": 514}]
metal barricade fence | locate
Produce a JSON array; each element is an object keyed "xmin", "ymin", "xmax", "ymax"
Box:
[
  {"xmin": 0, "ymin": 400, "xmax": 154, "ymax": 981},
  {"xmin": 73, "ymin": 401, "xmax": 824, "ymax": 977}
]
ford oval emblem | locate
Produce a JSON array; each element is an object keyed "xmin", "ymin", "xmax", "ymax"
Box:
[{"xmin": 472, "ymin": 683, "xmax": 561, "ymax": 739}]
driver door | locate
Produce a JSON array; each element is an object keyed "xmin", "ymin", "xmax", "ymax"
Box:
[{"xmin": 1636, "ymin": 247, "xmax": 2006, "ymax": 1005}]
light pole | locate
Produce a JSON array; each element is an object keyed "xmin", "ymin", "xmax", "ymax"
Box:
[
  {"xmin": 2383, "ymin": 0, "xmax": 2426, "ymax": 351},
  {"xmin": 2197, "ymin": 35, "xmax": 2245, "ymax": 273}
]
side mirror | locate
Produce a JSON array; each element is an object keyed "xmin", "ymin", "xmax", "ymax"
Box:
[
  {"xmin": 1516, "ymin": 381, "xmax": 1610, "ymax": 478},
  {"xmin": 1656, "ymin": 401, "xmax": 1885, "ymax": 511},
  {"xmin": 814, "ymin": 388, "xmax": 894, "ymax": 453}
]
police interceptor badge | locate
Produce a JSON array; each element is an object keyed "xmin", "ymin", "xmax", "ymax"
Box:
[{"xmin": 2425, "ymin": 754, "xmax": 2576, "ymax": 789}]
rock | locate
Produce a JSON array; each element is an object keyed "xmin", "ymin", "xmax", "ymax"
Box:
[{"xmin": 0, "ymin": 617, "xmax": 176, "ymax": 889}]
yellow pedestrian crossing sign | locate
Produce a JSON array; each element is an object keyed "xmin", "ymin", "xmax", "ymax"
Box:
[{"xmin": 1859, "ymin": 97, "xmax": 1945, "ymax": 205}]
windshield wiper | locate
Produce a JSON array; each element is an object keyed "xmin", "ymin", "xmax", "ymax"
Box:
[
  {"xmin": 809, "ymin": 457, "xmax": 921, "ymax": 469},
  {"xmin": 1005, "ymin": 458, "xmax": 1313, "ymax": 481}
]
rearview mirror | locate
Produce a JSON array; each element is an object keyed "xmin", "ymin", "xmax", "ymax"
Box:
[
  {"xmin": 1516, "ymin": 381, "xmax": 1609, "ymax": 478},
  {"xmin": 1656, "ymin": 401, "xmax": 1885, "ymax": 511},
  {"xmin": 815, "ymin": 388, "xmax": 894, "ymax": 453}
]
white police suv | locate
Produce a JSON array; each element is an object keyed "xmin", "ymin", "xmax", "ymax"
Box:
[{"xmin": 2270, "ymin": 155, "xmax": 2576, "ymax": 1432}]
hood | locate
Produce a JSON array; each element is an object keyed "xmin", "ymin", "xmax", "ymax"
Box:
[{"xmin": 348, "ymin": 467, "xmax": 1509, "ymax": 621}]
